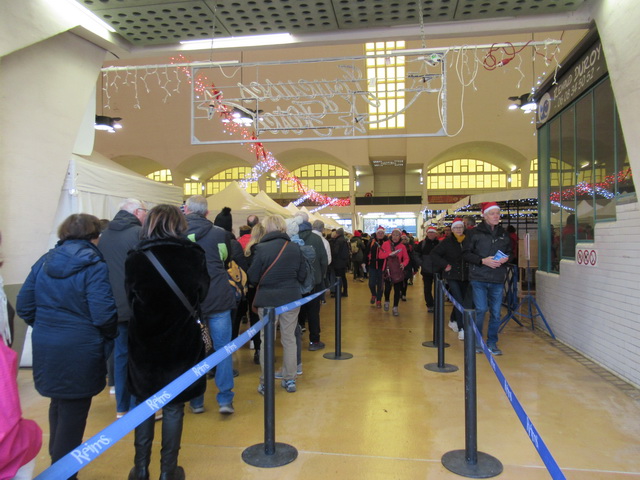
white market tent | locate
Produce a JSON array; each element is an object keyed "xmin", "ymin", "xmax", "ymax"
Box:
[
  {"xmin": 253, "ymin": 190, "xmax": 294, "ymax": 218},
  {"xmin": 206, "ymin": 181, "xmax": 267, "ymax": 234},
  {"xmin": 51, "ymin": 154, "xmax": 183, "ymax": 246}
]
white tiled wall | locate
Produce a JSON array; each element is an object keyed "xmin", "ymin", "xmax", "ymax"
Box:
[{"xmin": 536, "ymin": 202, "xmax": 640, "ymax": 388}]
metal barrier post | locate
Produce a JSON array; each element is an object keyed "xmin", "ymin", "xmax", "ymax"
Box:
[
  {"xmin": 441, "ymin": 309, "xmax": 502, "ymax": 478},
  {"xmin": 325, "ymin": 278, "xmax": 353, "ymax": 360},
  {"xmin": 243, "ymin": 308, "xmax": 298, "ymax": 467},
  {"xmin": 423, "ymin": 273, "xmax": 449, "ymax": 349},
  {"xmin": 425, "ymin": 276, "xmax": 458, "ymax": 373}
]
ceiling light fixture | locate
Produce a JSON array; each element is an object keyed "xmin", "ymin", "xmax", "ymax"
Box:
[
  {"xmin": 95, "ymin": 115, "xmax": 122, "ymax": 133},
  {"xmin": 54, "ymin": 0, "xmax": 116, "ymax": 34},
  {"xmin": 508, "ymin": 93, "xmax": 537, "ymax": 113},
  {"xmin": 180, "ymin": 33, "xmax": 293, "ymax": 51}
]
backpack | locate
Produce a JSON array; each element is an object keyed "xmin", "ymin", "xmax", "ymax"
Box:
[
  {"xmin": 227, "ymin": 260, "xmax": 248, "ymax": 301},
  {"xmin": 299, "ymin": 244, "xmax": 316, "ymax": 294},
  {"xmin": 350, "ymin": 240, "xmax": 360, "ymax": 254}
]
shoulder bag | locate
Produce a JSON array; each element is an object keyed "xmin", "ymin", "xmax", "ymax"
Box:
[
  {"xmin": 252, "ymin": 241, "xmax": 289, "ymax": 314},
  {"xmin": 143, "ymin": 250, "xmax": 213, "ymax": 356}
]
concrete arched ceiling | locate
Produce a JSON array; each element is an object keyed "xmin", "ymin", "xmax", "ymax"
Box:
[
  {"xmin": 427, "ymin": 141, "xmax": 530, "ymax": 172},
  {"xmin": 111, "ymin": 155, "xmax": 167, "ymax": 176}
]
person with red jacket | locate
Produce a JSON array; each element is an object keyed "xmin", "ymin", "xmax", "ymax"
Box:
[{"xmin": 378, "ymin": 229, "xmax": 410, "ymax": 316}]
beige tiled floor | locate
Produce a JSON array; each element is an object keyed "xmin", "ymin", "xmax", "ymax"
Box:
[{"xmin": 19, "ymin": 277, "xmax": 640, "ymax": 479}]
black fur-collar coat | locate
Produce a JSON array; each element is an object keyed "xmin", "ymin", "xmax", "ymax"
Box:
[{"xmin": 125, "ymin": 237, "xmax": 210, "ymax": 404}]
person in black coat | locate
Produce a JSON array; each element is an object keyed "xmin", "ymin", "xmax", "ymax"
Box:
[
  {"xmin": 98, "ymin": 198, "xmax": 148, "ymax": 418},
  {"xmin": 462, "ymin": 202, "xmax": 512, "ymax": 356},
  {"xmin": 125, "ymin": 205, "xmax": 210, "ymax": 480},
  {"xmin": 431, "ymin": 218, "xmax": 472, "ymax": 338},
  {"xmin": 330, "ymin": 228, "xmax": 350, "ymax": 296},
  {"xmin": 17, "ymin": 214, "xmax": 117, "ymax": 479},
  {"xmin": 414, "ymin": 226, "xmax": 440, "ymax": 312},
  {"xmin": 247, "ymin": 215, "xmax": 306, "ymax": 394}
]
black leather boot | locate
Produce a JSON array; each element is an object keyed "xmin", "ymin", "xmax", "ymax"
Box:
[
  {"xmin": 158, "ymin": 466, "xmax": 185, "ymax": 480},
  {"xmin": 128, "ymin": 465, "xmax": 150, "ymax": 480}
]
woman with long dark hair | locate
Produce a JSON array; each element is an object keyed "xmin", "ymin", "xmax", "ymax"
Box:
[{"xmin": 125, "ymin": 205, "xmax": 209, "ymax": 480}]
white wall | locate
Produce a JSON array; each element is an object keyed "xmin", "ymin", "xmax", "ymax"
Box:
[
  {"xmin": 535, "ymin": 0, "xmax": 640, "ymax": 388},
  {"xmin": 537, "ymin": 202, "xmax": 640, "ymax": 387},
  {"xmin": 0, "ymin": 33, "xmax": 106, "ymax": 284}
]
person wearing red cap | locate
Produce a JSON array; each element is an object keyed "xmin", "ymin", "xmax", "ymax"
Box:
[
  {"xmin": 462, "ymin": 202, "xmax": 512, "ymax": 355},
  {"xmin": 414, "ymin": 226, "xmax": 440, "ymax": 312},
  {"xmin": 431, "ymin": 218, "xmax": 472, "ymax": 340}
]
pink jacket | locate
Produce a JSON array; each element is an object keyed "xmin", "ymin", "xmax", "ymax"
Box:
[
  {"xmin": 378, "ymin": 240, "xmax": 410, "ymax": 270},
  {"xmin": 0, "ymin": 342, "xmax": 42, "ymax": 480}
]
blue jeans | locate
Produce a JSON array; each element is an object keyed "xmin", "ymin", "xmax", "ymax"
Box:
[
  {"xmin": 368, "ymin": 267, "xmax": 384, "ymax": 301},
  {"xmin": 470, "ymin": 280, "xmax": 503, "ymax": 347},
  {"xmin": 190, "ymin": 310, "xmax": 234, "ymax": 408},
  {"xmin": 114, "ymin": 322, "xmax": 134, "ymax": 413}
]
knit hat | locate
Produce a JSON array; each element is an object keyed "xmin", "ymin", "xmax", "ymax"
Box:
[
  {"xmin": 481, "ymin": 202, "xmax": 500, "ymax": 215},
  {"xmin": 451, "ymin": 218, "xmax": 464, "ymax": 228},
  {"xmin": 214, "ymin": 206, "xmax": 233, "ymax": 232},
  {"xmin": 353, "ymin": 230, "xmax": 362, "ymax": 237},
  {"xmin": 426, "ymin": 226, "xmax": 437, "ymax": 234}
]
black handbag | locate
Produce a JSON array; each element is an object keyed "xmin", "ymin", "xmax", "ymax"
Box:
[{"xmin": 143, "ymin": 250, "xmax": 213, "ymax": 356}]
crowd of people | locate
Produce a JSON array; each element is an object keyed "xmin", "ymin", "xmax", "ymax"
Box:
[{"xmin": 3, "ymin": 198, "xmax": 517, "ymax": 479}]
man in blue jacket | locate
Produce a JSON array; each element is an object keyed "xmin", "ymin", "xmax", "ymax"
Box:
[
  {"xmin": 462, "ymin": 202, "xmax": 512, "ymax": 356},
  {"xmin": 184, "ymin": 195, "xmax": 237, "ymax": 414},
  {"xmin": 98, "ymin": 198, "xmax": 148, "ymax": 418}
]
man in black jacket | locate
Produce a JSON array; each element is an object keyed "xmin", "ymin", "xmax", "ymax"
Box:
[
  {"xmin": 184, "ymin": 196, "xmax": 237, "ymax": 414},
  {"xmin": 462, "ymin": 202, "xmax": 511, "ymax": 356},
  {"xmin": 295, "ymin": 212, "xmax": 329, "ymax": 351},
  {"xmin": 415, "ymin": 226, "xmax": 439, "ymax": 312},
  {"xmin": 98, "ymin": 198, "xmax": 147, "ymax": 418}
]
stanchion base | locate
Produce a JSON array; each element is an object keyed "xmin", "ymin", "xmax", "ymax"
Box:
[
  {"xmin": 242, "ymin": 442, "xmax": 298, "ymax": 468},
  {"xmin": 441, "ymin": 450, "xmax": 503, "ymax": 478},
  {"xmin": 323, "ymin": 352, "xmax": 353, "ymax": 360},
  {"xmin": 422, "ymin": 341, "xmax": 450, "ymax": 348},
  {"xmin": 424, "ymin": 363, "xmax": 458, "ymax": 373}
]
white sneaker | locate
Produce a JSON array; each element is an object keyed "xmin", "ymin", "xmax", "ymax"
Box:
[
  {"xmin": 458, "ymin": 330, "xmax": 464, "ymax": 340},
  {"xmin": 448, "ymin": 321, "xmax": 459, "ymax": 332},
  {"xmin": 109, "ymin": 386, "xmax": 116, "ymax": 395}
]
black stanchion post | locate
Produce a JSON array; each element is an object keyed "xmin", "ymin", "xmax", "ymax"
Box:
[
  {"xmin": 441, "ymin": 309, "xmax": 502, "ymax": 478},
  {"xmin": 425, "ymin": 277, "xmax": 458, "ymax": 373},
  {"xmin": 423, "ymin": 274, "xmax": 449, "ymax": 349},
  {"xmin": 243, "ymin": 308, "xmax": 298, "ymax": 467},
  {"xmin": 325, "ymin": 279, "xmax": 353, "ymax": 360}
]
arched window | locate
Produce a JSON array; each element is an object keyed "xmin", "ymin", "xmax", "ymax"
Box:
[
  {"xmin": 146, "ymin": 169, "xmax": 173, "ymax": 184},
  {"xmin": 204, "ymin": 167, "xmax": 259, "ymax": 195},
  {"xmin": 267, "ymin": 164, "xmax": 349, "ymax": 194},
  {"xmin": 426, "ymin": 159, "xmax": 520, "ymax": 190}
]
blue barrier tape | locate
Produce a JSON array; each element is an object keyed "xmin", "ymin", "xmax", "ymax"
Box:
[
  {"xmin": 439, "ymin": 282, "xmax": 566, "ymax": 480},
  {"xmin": 34, "ymin": 288, "xmax": 328, "ymax": 480}
]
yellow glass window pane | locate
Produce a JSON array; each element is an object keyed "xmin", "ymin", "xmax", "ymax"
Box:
[
  {"xmin": 397, "ymin": 116, "xmax": 405, "ymax": 128},
  {"xmin": 397, "ymin": 41, "xmax": 405, "ymax": 49}
]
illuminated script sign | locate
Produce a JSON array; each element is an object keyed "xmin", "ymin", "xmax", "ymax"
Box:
[{"xmin": 191, "ymin": 53, "xmax": 446, "ymax": 145}]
